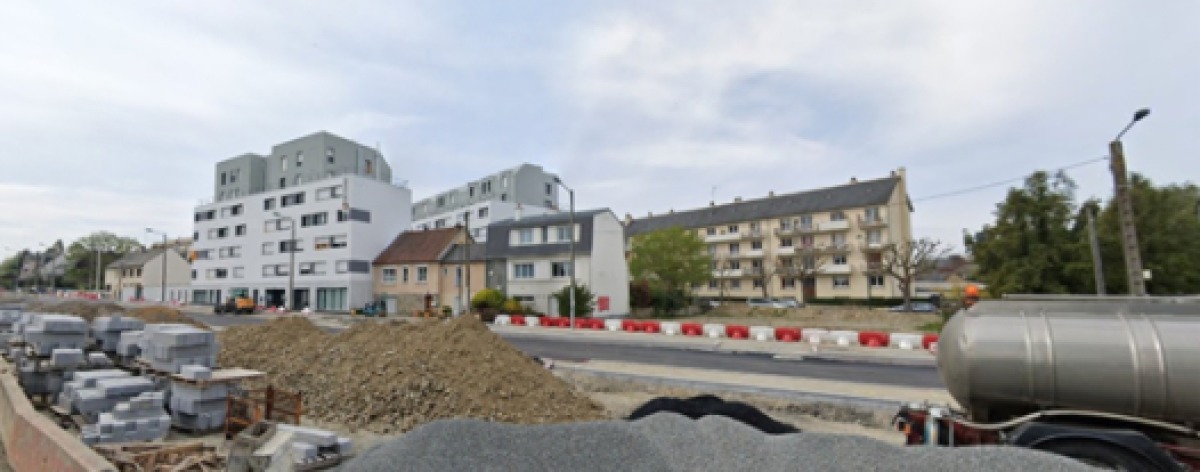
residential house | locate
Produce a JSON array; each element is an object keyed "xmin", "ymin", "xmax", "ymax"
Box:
[
  {"xmin": 104, "ymin": 247, "xmax": 191, "ymax": 302},
  {"xmin": 372, "ymin": 228, "xmax": 486, "ymax": 315},
  {"xmin": 486, "ymin": 209, "xmax": 630, "ymax": 316},
  {"xmin": 625, "ymin": 169, "xmax": 914, "ymax": 302}
]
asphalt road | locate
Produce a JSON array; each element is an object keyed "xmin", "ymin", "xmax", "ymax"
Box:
[{"xmin": 189, "ymin": 312, "xmax": 942, "ymax": 389}]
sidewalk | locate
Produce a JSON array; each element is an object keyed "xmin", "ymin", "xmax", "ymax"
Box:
[{"xmin": 490, "ymin": 325, "xmax": 938, "ymax": 367}]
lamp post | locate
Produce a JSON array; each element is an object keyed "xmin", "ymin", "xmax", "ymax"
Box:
[
  {"xmin": 145, "ymin": 228, "xmax": 168, "ymax": 302},
  {"xmin": 553, "ymin": 177, "xmax": 576, "ymax": 330},
  {"xmin": 273, "ymin": 212, "xmax": 297, "ymax": 310},
  {"xmin": 1109, "ymin": 108, "xmax": 1151, "ymax": 296}
]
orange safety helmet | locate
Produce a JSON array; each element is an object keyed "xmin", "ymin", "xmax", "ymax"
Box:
[{"xmin": 964, "ymin": 284, "xmax": 980, "ymax": 298}]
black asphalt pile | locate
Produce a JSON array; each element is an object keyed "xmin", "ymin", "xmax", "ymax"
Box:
[{"xmin": 337, "ymin": 413, "xmax": 1099, "ymax": 472}]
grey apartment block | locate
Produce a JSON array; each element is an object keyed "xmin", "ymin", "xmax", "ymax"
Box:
[
  {"xmin": 211, "ymin": 131, "xmax": 394, "ymax": 203},
  {"xmin": 412, "ymin": 164, "xmax": 560, "ymax": 220}
]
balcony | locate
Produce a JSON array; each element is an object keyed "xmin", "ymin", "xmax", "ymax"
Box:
[
  {"xmin": 741, "ymin": 248, "xmax": 765, "ymax": 258},
  {"xmin": 809, "ymin": 243, "xmax": 852, "ymax": 254},
  {"xmin": 743, "ymin": 267, "xmax": 765, "ymax": 277},
  {"xmin": 741, "ymin": 229, "xmax": 765, "ymax": 240},
  {"xmin": 712, "ymin": 269, "xmax": 743, "ymax": 278},
  {"xmin": 818, "ymin": 219, "xmax": 851, "ymax": 232},
  {"xmin": 859, "ymin": 241, "xmax": 892, "ymax": 252},
  {"xmin": 819, "ymin": 264, "xmax": 852, "ymax": 275},
  {"xmin": 704, "ymin": 231, "xmax": 742, "ymax": 243},
  {"xmin": 860, "ymin": 261, "xmax": 886, "ymax": 273},
  {"xmin": 775, "ymin": 246, "xmax": 796, "ymax": 256},
  {"xmin": 858, "ymin": 215, "xmax": 888, "ymax": 228}
]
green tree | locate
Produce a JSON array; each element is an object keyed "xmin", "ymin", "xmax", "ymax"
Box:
[
  {"xmin": 1096, "ymin": 175, "xmax": 1200, "ymax": 294},
  {"xmin": 966, "ymin": 171, "xmax": 1087, "ymax": 297},
  {"xmin": 0, "ymin": 252, "xmax": 24, "ymax": 290},
  {"xmin": 470, "ymin": 288, "xmax": 506, "ymax": 311},
  {"xmin": 629, "ymin": 226, "xmax": 712, "ymax": 294},
  {"xmin": 63, "ymin": 232, "xmax": 144, "ymax": 290},
  {"xmin": 553, "ymin": 284, "xmax": 595, "ymax": 317}
]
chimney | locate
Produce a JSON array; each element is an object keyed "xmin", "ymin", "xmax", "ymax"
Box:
[
  {"xmin": 624, "ymin": 213, "xmax": 633, "ymax": 225},
  {"xmin": 768, "ymin": 191, "xmax": 775, "ymax": 198},
  {"xmin": 514, "ymin": 203, "xmax": 523, "ymax": 221},
  {"xmin": 850, "ymin": 177, "xmax": 858, "ymax": 183},
  {"xmin": 669, "ymin": 209, "xmax": 674, "ymax": 214},
  {"xmin": 710, "ymin": 201, "xmax": 715, "ymax": 207},
  {"xmin": 890, "ymin": 170, "xmax": 896, "ymax": 177},
  {"xmin": 734, "ymin": 197, "xmax": 742, "ymax": 203}
]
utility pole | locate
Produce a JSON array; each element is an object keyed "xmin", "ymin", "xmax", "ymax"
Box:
[
  {"xmin": 1086, "ymin": 208, "xmax": 1105, "ymax": 295},
  {"xmin": 146, "ymin": 229, "xmax": 168, "ymax": 302},
  {"xmin": 554, "ymin": 177, "xmax": 576, "ymax": 329},
  {"xmin": 460, "ymin": 211, "xmax": 470, "ymax": 316},
  {"xmin": 1109, "ymin": 109, "xmax": 1151, "ymax": 296}
]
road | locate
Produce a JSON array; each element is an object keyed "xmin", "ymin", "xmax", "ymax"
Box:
[{"xmin": 190, "ymin": 312, "xmax": 943, "ymax": 389}]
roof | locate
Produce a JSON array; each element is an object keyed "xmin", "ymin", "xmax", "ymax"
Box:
[
  {"xmin": 374, "ymin": 228, "xmax": 462, "ymax": 265},
  {"xmin": 488, "ymin": 209, "xmax": 610, "ymax": 229},
  {"xmin": 625, "ymin": 177, "xmax": 900, "ymax": 236},
  {"xmin": 441, "ymin": 243, "xmax": 488, "ymax": 263},
  {"xmin": 107, "ymin": 248, "xmax": 170, "ymax": 269}
]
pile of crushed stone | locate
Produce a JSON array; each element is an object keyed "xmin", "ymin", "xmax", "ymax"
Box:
[
  {"xmin": 218, "ymin": 316, "xmax": 608, "ymax": 434},
  {"xmin": 338, "ymin": 413, "xmax": 1098, "ymax": 472},
  {"xmin": 24, "ymin": 301, "xmax": 205, "ymax": 328}
]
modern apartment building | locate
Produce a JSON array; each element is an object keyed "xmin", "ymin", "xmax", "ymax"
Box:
[
  {"xmin": 190, "ymin": 132, "xmax": 411, "ymax": 311},
  {"xmin": 485, "ymin": 210, "xmax": 631, "ymax": 316},
  {"xmin": 625, "ymin": 169, "xmax": 913, "ymax": 302},
  {"xmin": 411, "ymin": 164, "xmax": 560, "ymax": 242}
]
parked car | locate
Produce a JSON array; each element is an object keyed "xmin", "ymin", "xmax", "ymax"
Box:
[
  {"xmin": 889, "ymin": 301, "xmax": 936, "ymax": 313},
  {"xmin": 773, "ymin": 297, "xmax": 802, "ymax": 308},
  {"xmin": 747, "ymin": 298, "xmax": 800, "ymax": 309}
]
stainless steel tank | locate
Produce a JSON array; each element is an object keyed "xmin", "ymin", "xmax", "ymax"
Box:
[{"xmin": 938, "ymin": 296, "xmax": 1200, "ymax": 424}]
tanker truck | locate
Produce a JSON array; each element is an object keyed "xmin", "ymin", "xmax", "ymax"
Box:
[{"xmin": 895, "ymin": 294, "xmax": 1200, "ymax": 471}]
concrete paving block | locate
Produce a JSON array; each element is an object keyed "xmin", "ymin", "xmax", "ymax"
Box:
[
  {"xmin": 277, "ymin": 424, "xmax": 340, "ymax": 447},
  {"xmin": 336, "ymin": 437, "xmax": 353, "ymax": 456},
  {"xmin": 179, "ymin": 364, "xmax": 213, "ymax": 381},
  {"xmin": 51, "ymin": 348, "xmax": 86, "ymax": 369},
  {"xmin": 96, "ymin": 377, "xmax": 156, "ymax": 398},
  {"xmin": 292, "ymin": 442, "xmax": 319, "ymax": 461},
  {"xmin": 88, "ymin": 352, "xmax": 113, "ymax": 367},
  {"xmin": 31, "ymin": 315, "xmax": 88, "ymax": 334}
]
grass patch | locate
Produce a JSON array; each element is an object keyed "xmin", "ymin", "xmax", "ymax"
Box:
[{"xmin": 915, "ymin": 320, "xmax": 944, "ymax": 333}]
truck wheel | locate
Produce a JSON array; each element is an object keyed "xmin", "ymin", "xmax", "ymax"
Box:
[{"xmin": 1038, "ymin": 440, "xmax": 1160, "ymax": 471}]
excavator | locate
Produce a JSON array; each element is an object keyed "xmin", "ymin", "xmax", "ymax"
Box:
[{"xmin": 213, "ymin": 288, "xmax": 257, "ymax": 315}]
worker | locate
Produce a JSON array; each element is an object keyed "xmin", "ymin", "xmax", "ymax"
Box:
[{"xmin": 963, "ymin": 284, "xmax": 980, "ymax": 308}]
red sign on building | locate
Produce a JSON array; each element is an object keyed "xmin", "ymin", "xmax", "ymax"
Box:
[{"xmin": 597, "ymin": 296, "xmax": 610, "ymax": 312}]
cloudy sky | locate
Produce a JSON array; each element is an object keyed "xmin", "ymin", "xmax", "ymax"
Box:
[{"xmin": 1, "ymin": 1, "xmax": 1196, "ymax": 257}]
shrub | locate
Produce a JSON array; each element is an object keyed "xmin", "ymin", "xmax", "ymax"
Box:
[
  {"xmin": 650, "ymin": 287, "xmax": 687, "ymax": 316},
  {"xmin": 471, "ymin": 288, "xmax": 506, "ymax": 311},
  {"xmin": 553, "ymin": 284, "xmax": 595, "ymax": 318},
  {"xmin": 501, "ymin": 298, "xmax": 525, "ymax": 315},
  {"xmin": 630, "ymin": 280, "xmax": 654, "ymax": 309}
]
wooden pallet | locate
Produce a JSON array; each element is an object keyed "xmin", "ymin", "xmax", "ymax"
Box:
[{"xmin": 94, "ymin": 442, "xmax": 225, "ymax": 472}]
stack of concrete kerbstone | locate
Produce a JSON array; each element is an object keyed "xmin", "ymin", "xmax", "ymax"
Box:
[
  {"xmin": 81, "ymin": 391, "xmax": 171, "ymax": 446},
  {"xmin": 68, "ymin": 376, "xmax": 158, "ymax": 422},
  {"xmin": 24, "ymin": 314, "xmax": 88, "ymax": 356},
  {"xmin": 116, "ymin": 330, "xmax": 143, "ymax": 363},
  {"xmin": 139, "ymin": 324, "xmax": 218, "ymax": 374},
  {"xmin": 55, "ymin": 369, "xmax": 132, "ymax": 413},
  {"xmin": 169, "ymin": 365, "xmax": 229, "ymax": 432},
  {"xmin": 0, "ymin": 309, "xmax": 20, "ymax": 335},
  {"xmin": 92, "ymin": 316, "xmax": 145, "ymax": 353},
  {"xmin": 255, "ymin": 424, "xmax": 354, "ymax": 470}
]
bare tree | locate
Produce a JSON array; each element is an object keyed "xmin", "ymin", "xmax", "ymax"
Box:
[{"xmin": 882, "ymin": 238, "xmax": 950, "ymax": 310}]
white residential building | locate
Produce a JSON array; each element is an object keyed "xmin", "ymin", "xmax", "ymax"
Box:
[
  {"xmin": 412, "ymin": 164, "xmax": 560, "ymax": 242},
  {"xmin": 189, "ymin": 133, "xmax": 411, "ymax": 311},
  {"xmin": 484, "ymin": 209, "xmax": 630, "ymax": 317}
]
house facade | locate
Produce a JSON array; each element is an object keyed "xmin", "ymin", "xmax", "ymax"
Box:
[
  {"xmin": 625, "ymin": 169, "xmax": 914, "ymax": 302},
  {"xmin": 486, "ymin": 210, "xmax": 630, "ymax": 316},
  {"xmin": 372, "ymin": 228, "xmax": 487, "ymax": 315},
  {"xmin": 411, "ymin": 164, "xmax": 560, "ymax": 242},
  {"xmin": 189, "ymin": 132, "xmax": 411, "ymax": 311},
  {"xmin": 104, "ymin": 248, "xmax": 192, "ymax": 302}
]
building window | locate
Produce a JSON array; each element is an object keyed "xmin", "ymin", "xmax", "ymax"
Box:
[
  {"xmin": 435, "ymin": 219, "xmax": 446, "ymax": 229},
  {"xmin": 501, "ymin": 175, "xmax": 509, "ymax": 187},
  {"xmin": 869, "ymin": 275, "xmax": 886, "ymax": 287},
  {"xmin": 335, "ymin": 260, "xmax": 349, "ymax": 273},
  {"xmin": 301, "ymin": 212, "xmax": 328, "ymax": 228},
  {"xmin": 191, "ymin": 270, "xmax": 196, "ymax": 280},
  {"xmin": 780, "ymin": 237, "xmax": 793, "ymax": 247},
  {"xmin": 728, "ymin": 243, "xmax": 739, "ymax": 255},
  {"xmin": 832, "ymin": 233, "xmax": 847, "ymax": 247},
  {"xmin": 316, "ymin": 186, "xmax": 343, "ymax": 200},
  {"xmin": 279, "ymin": 239, "xmax": 302, "ymax": 253},
  {"xmin": 281, "ymin": 192, "xmax": 305, "ymax": 207},
  {"xmin": 708, "ymin": 245, "xmax": 717, "ymax": 255},
  {"xmin": 469, "ymin": 186, "xmax": 475, "ymax": 197},
  {"xmin": 296, "ymin": 151, "xmax": 304, "ymax": 167},
  {"xmin": 752, "ymin": 279, "xmax": 764, "ymax": 289},
  {"xmin": 279, "ymin": 177, "xmax": 286, "ymax": 189},
  {"xmin": 545, "ymin": 183, "xmax": 553, "ymax": 195},
  {"xmin": 314, "ymin": 235, "xmax": 347, "ymax": 250},
  {"xmin": 800, "ymin": 235, "xmax": 815, "ymax": 247},
  {"xmin": 706, "ymin": 228, "xmax": 717, "ymax": 236},
  {"xmin": 417, "ymin": 266, "xmax": 428, "ymax": 282},
  {"xmin": 728, "ymin": 260, "xmax": 741, "ymax": 270},
  {"xmin": 482, "ymin": 181, "xmax": 492, "ymax": 193},
  {"xmin": 194, "ymin": 211, "xmax": 215, "ymax": 222},
  {"xmin": 194, "ymin": 231, "xmax": 199, "ymax": 241},
  {"xmin": 833, "ymin": 255, "xmax": 848, "ymax": 265},
  {"xmin": 799, "ymin": 215, "xmax": 813, "ymax": 229},
  {"xmin": 708, "ymin": 280, "xmax": 719, "ymax": 289},
  {"xmin": 727, "ymin": 224, "xmax": 739, "ymax": 233},
  {"xmin": 264, "ymin": 198, "xmax": 275, "ymax": 211},
  {"xmin": 294, "ymin": 175, "xmax": 303, "ymax": 185},
  {"xmin": 299, "ymin": 262, "xmax": 326, "ymax": 275},
  {"xmin": 867, "ymin": 230, "xmax": 882, "ymax": 245},
  {"xmin": 261, "ymin": 243, "xmax": 274, "ymax": 255},
  {"xmin": 556, "ymin": 226, "xmax": 572, "ymax": 242},
  {"xmin": 220, "ymin": 172, "xmax": 227, "ymax": 185},
  {"xmin": 235, "ymin": 224, "xmax": 247, "ymax": 236},
  {"xmin": 518, "ymin": 228, "xmax": 534, "ymax": 244},
  {"xmin": 751, "ymin": 241, "xmax": 763, "ymax": 250},
  {"xmin": 833, "ymin": 276, "xmax": 850, "ymax": 288},
  {"xmin": 864, "ymin": 207, "xmax": 882, "ymax": 222},
  {"xmin": 207, "ymin": 268, "xmax": 228, "ymax": 279},
  {"xmin": 751, "ymin": 259, "xmax": 763, "ymax": 269},
  {"xmin": 478, "ymin": 207, "xmax": 488, "ymax": 218},
  {"xmin": 280, "ymin": 156, "xmax": 287, "ymax": 171},
  {"xmin": 402, "ymin": 266, "xmax": 409, "ymax": 283},
  {"xmin": 551, "ymin": 262, "xmax": 571, "ymax": 278},
  {"xmin": 749, "ymin": 222, "xmax": 760, "ymax": 231},
  {"xmin": 232, "ymin": 267, "xmax": 244, "ymax": 279},
  {"xmin": 513, "ymin": 263, "xmax": 534, "ymax": 279},
  {"xmin": 830, "ymin": 210, "xmax": 846, "ymax": 221},
  {"xmin": 779, "ymin": 218, "xmax": 793, "ymax": 230},
  {"xmin": 326, "ymin": 147, "xmax": 335, "ymax": 163},
  {"xmin": 473, "ymin": 228, "xmax": 483, "ymax": 238},
  {"xmin": 781, "ymin": 277, "xmax": 797, "ymax": 289},
  {"xmin": 382, "ymin": 268, "xmax": 397, "ymax": 284},
  {"xmin": 364, "ymin": 159, "xmax": 373, "ymax": 175},
  {"xmin": 218, "ymin": 246, "xmax": 241, "ymax": 258},
  {"xmin": 500, "ymin": 193, "xmax": 507, "ymax": 202},
  {"xmin": 729, "ymin": 280, "xmax": 741, "ymax": 289}
]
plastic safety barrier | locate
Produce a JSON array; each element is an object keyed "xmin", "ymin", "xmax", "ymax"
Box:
[
  {"xmin": 681, "ymin": 323, "xmax": 703, "ymax": 336},
  {"xmin": 804, "ymin": 328, "xmax": 829, "ymax": 344},
  {"xmin": 726, "ymin": 325, "xmax": 750, "ymax": 340},
  {"xmin": 827, "ymin": 330, "xmax": 859, "ymax": 347},
  {"xmin": 605, "ymin": 319, "xmax": 623, "ymax": 332},
  {"xmin": 749, "ymin": 326, "xmax": 775, "ymax": 342},
  {"xmin": 702, "ymin": 324, "xmax": 726, "ymax": 338},
  {"xmin": 889, "ymin": 333, "xmax": 924, "ymax": 350},
  {"xmin": 774, "ymin": 327, "xmax": 802, "ymax": 342},
  {"xmin": 660, "ymin": 322, "xmax": 682, "ymax": 336},
  {"xmin": 525, "ymin": 316, "xmax": 541, "ymax": 327},
  {"xmin": 858, "ymin": 331, "xmax": 888, "ymax": 348},
  {"xmin": 621, "ymin": 320, "xmax": 641, "ymax": 332},
  {"xmin": 493, "ymin": 315, "xmax": 512, "ymax": 326},
  {"xmin": 922, "ymin": 334, "xmax": 939, "ymax": 350},
  {"xmin": 641, "ymin": 321, "xmax": 662, "ymax": 334},
  {"xmin": 510, "ymin": 315, "xmax": 526, "ymax": 326}
]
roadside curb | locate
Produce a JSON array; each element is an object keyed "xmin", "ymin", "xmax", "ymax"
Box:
[{"xmin": 772, "ymin": 352, "xmax": 936, "ymax": 367}]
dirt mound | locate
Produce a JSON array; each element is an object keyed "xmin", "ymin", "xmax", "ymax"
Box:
[
  {"xmin": 219, "ymin": 316, "xmax": 607, "ymax": 434},
  {"xmin": 25, "ymin": 301, "xmax": 205, "ymax": 328}
]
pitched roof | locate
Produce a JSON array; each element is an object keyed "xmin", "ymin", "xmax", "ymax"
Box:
[
  {"xmin": 626, "ymin": 177, "xmax": 900, "ymax": 236},
  {"xmin": 107, "ymin": 248, "xmax": 169, "ymax": 269},
  {"xmin": 487, "ymin": 209, "xmax": 610, "ymax": 229},
  {"xmin": 441, "ymin": 243, "xmax": 488, "ymax": 263},
  {"xmin": 374, "ymin": 228, "xmax": 462, "ymax": 265}
]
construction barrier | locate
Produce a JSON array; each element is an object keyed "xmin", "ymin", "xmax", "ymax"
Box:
[
  {"xmin": 604, "ymin": 319, "xmax": 623, "ymax": 332},
  {"xmin": 702, "ymin": 324, "xmax": 726, "ymax": 338},
  {"xmin": 525, "ymin": 315, "xmax": 540, "ymax": 327},
  {"xmin": 774, "ymin": 327, "xmax": 802, "ymax": 342},
  {"xmin": 510, "ymin": 315, "xmax": 526, "ymax": 326},
  {"xmin": 890, "ymin": 333, "xmax": 924, "ymax": 350},
  {"xmin": 572, "ymin": 318, "xmax": 590, "ymax": 329},
  {"xmin": 660, "ymin": 322, "xmax": 682, "ymax": 336},
  {"xmin": 538, "ymin": 317, "xmax": 553, "ymax": 327},
  {"xmin": 588, "ymin": 319, "xmax": 606, "ymax": 330},
  {"xmin": 555, "ymin": 317, "xmax": 572, "ymax": 328},
  {"xmin": 922, "ymin": 334, "xmax": 940, "ymax": 350},
  {"xmin": 858, "ymin": 331, "xmax": 889, "ymax": 348},
  {"xmin": 621, "ymin": 320, "xmax": 641, "ymax": 332},
  {"xmin": 641, "ymin": 321, "xmax": 662, "ymax": 334},
  {"xmin": 749, "ymin": 326, "xmax": 775, "ymax": 342},
  {"xmin": 494, "ymin": 315, "xmax": 512, "ymax": 326},
  {"xmin": 804, "ymin": 328, "xmax": 829, "ymax": 344},
  {"xmin": 827, "ymin": 330, "xmax": 859, "ymax": 347},
  {"xmin": 681, "ymin": 323, "xmax": 703, "ymax": 336},
  {"xmin": 726, "ymin": 325, "xmax": 750, "ymax": 340}
]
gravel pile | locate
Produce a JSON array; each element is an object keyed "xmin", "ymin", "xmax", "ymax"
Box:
[
  {"xmin": 338, "ymin": 413, "xmax": 1098, "ymax": 472},
  {"xmin": 218, "ymin": 316, "xmax": 608, "ymax": 434}
]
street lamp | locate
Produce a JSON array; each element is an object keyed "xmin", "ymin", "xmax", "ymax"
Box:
[
  {"xmin": 552, "ymin": 177, "xmax": 576, "ymax": 330},
  {"xmin": 273, "ymin": 212, "xmax": 297, "ymax": 311},
  {"xmin": 146, "ymin": 228, "xmax": 168, "ymax": 302},
  {"xmin": 1109, "ymin": 108, "xmax": 1151, "ymax": 296}
]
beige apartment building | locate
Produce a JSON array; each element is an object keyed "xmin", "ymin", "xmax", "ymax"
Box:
[{"xmin": 625, "ymin": 169, "xmax": 913, "ymax": 302}]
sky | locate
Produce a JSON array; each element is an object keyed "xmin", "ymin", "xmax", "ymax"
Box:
[{"xmin": 1, "ymin": 1, "xmax": 1196, "ymax": 257}]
